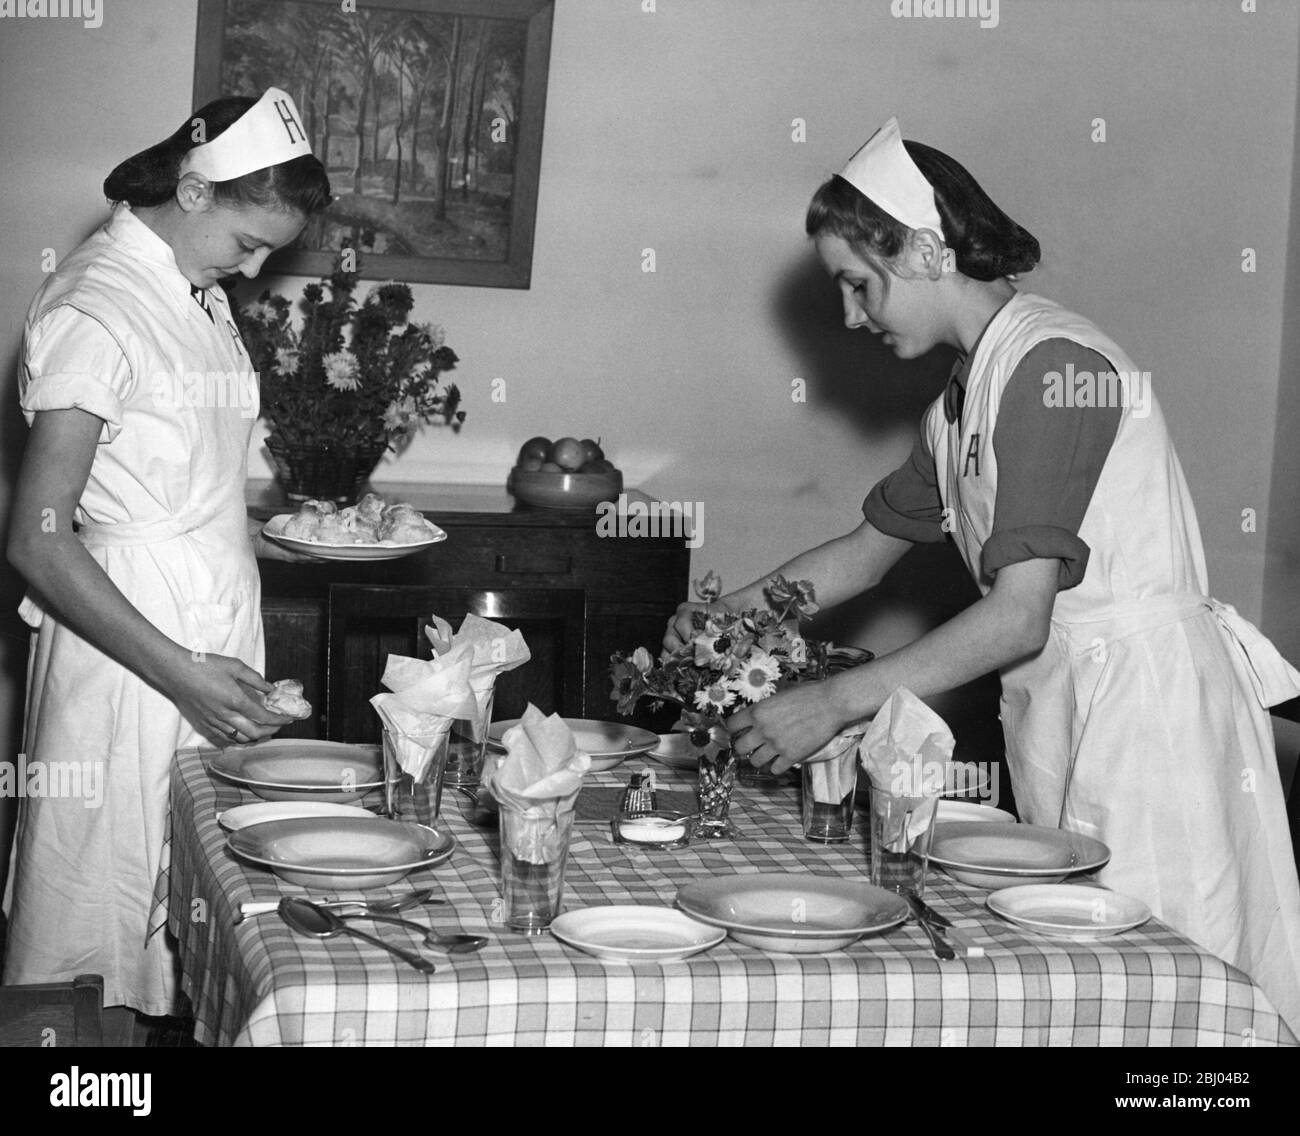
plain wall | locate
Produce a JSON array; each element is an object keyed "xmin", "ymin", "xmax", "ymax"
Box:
[{"xmin": 1, "ymin": 0, "xmax": 1297, "ymax": 765}]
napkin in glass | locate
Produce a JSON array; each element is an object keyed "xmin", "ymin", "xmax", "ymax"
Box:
[
  {"xmin": 859, "ymin": 688, "xmax": 954, "ymax": 850},
  {"xmin": 804, "ymin": 727, "xmax": 867, "ymax": 804},
  {"xmin": 425, "ymin": 613, "xmax": 531, "ymax": 739},
  {"xmin": 482, "ymin": 704, "xmax": 591, "ymax": 864},
  {"xmin": 370, "ymin": 650, "xmax": 477, "ymax": 781}
]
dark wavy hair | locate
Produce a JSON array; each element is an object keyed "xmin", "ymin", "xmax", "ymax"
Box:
[
  {"xmin": 103, "ymin": 96, "xmax": 331, "ymax": 215},
  {"xmin": 806, "ymin": 139, "xmax": 1039, "ymax": 281}
]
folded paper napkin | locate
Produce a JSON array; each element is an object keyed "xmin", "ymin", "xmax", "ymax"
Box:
[
  {"xmin": 805, "ymin": 729, "xmax": 865, "ymax": 804},
  {"xmin": 425, "ymin": 613, "xmax": 531, "ymax": 740},
  {"xmin": 483, "ymin": 704, "xmax": 591, "ymax": 864},
  {"xmin": 860, "ymin": 688, "xmax": 954, "ymax": 851},
  {"xmin": 370, "ymin": 650, "xmax": 477, "ymax": 781}
]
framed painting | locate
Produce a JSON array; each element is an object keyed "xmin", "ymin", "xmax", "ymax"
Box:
[{"xmin": 193, "ymin": 0, "xmax": 554, "ymax": 288}]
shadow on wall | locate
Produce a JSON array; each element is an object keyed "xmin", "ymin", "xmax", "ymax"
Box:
[{"xmin": 769, "ymin": 249, "xmax": 958, "ymax": 441}]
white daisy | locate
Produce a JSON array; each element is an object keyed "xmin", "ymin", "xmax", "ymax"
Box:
[
  {"xmin": 729, "ymin": 651, "xmax": 781, "ymax": 703},
  {"xmin": 693, "ymin": 682, "xmax": 736, "ymax": 713}
]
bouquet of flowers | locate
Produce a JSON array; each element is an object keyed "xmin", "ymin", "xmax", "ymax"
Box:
[
  {"xmin": 609, "ymin": 571, "xmax": 827, "ymax": 746},
  {"xmin": 227, "ymin": 253, "xmax": 462, "ymax": 455}
]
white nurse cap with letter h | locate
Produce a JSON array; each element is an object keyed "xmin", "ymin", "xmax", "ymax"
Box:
[
  {"xmin": 839, "ymin": 116, "xmax": 946, "ymax": 242},
  {"xmin": 180, "ymin": 87, "xmax": 313, "ymax": 182}
]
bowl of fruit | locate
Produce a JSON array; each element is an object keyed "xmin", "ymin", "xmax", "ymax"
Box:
[{"xmin": 507, "ymin": 436, "xmax": 623, "ymax": 509}]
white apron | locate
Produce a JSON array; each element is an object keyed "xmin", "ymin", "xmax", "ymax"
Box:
[
  {"xmin": 925, "ymin": 291, "xmax": 1300, "ymax": 1033},
  {"xmin": 1, "ymin": 203, "xmax": 263, "ymax": 1015}
]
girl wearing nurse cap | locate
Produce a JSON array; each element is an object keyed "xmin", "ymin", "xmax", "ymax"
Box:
[
  {"xmin": 3, "ymin": 90, "xmax": 329, "ymax": 1015},
  {"xmin": 666, "ymin": 116, "xmax": 1300, "ymax": 1032}
]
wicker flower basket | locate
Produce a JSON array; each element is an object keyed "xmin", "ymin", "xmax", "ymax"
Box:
[{"xmin": 265, "ymin": 435, "xmax": 389, "ymax": 504}]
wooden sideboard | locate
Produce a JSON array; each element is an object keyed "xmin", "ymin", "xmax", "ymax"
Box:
[{"xmin": 248, "ymin": 481, "xmax": 691, "ymax": 743}]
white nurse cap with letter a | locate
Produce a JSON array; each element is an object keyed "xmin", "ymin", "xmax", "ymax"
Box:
[
  {"xmin": 839, "ymin": 116, "xmax": 945, "ymax": 241},
  {"xmin": 180, "ymin": 87, "xmax": 313, "ymax": 182}
]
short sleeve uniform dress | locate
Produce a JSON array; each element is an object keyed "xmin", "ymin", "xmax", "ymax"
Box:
[
  {"xmin": 867, "ymin": 290, "xmax": 1300, "ymax": 1034},
  {"xmin": 1, "ymin": 202, "xmax": 263, "ymax": 1015}
]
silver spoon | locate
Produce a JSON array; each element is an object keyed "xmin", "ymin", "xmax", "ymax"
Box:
[
  {"xmin": 278, "ymin": 897, "xmax": 436, "ymax": 973},
  {"xmin": 336, "ymin": 910, "xmax": 488, "ymax": 954}
]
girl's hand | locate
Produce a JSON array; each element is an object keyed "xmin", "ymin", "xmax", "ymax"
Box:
[
  {"xmin": 664, "ymin": 601, "xmax": 735, "ymax": 651},
  {"xmin": 727, "ymin": 680, "xmax": 851, "ymax": 776},
  {"xmin": 664, "ymin": 602, "xmax": 709, "ymax": 651},
  {"xmin": 247, "ymin": 517, "xmax": 329, "ymax": 562},
  {"xmin": 163, "ymin": 652, "xmax": 297, "ymax": 748}
]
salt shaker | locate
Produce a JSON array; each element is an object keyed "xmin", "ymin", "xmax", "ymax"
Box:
[{"xmin": 619, "ymin": 770, "xmax": 658, "ymax": 815}]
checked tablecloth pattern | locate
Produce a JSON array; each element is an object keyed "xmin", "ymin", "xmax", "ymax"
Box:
[{"xmin": 165, "ymin": 747, "xmax": 1297, "ymax": 1047}]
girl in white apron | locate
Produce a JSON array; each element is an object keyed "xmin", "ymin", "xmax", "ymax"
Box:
[
  {"xmin": 2, "ymin": 90, "xmax": 329, "ymax": 1015},
  {"xmin": 670, "ymin": 117, "xmax": 1300, "ymax": 1033}
]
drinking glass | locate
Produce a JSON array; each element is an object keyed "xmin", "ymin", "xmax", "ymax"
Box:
[
  {"xmin": 498, "ymin": 807, "xmax": 574, "ymax": 934},
  {"xmin": 868, "ymin": 775, "xmax": 939, "ymax": 897},
  {"xmin": 444, "ymin": 687, "xmax": 495, "ymax": 787},
  {"xmin": 381, "ymin": 730, "xmax": 451, "ymax": 825}
]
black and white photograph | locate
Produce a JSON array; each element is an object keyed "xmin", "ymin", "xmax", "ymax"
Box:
[{"xmin": 0, "ymin": 0, "xmax": 1297, "ymax": 1083}]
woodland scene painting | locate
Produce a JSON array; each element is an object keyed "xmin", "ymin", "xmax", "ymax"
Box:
[{"xmin": 196, "ymin": 0, "xmax": 553, "ymax": 286}]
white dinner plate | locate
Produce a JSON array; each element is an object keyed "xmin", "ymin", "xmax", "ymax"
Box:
[
  {"xmin": 928, "ymin": 822, "xmax": 1111, "ymax": 890},
  {"xmin": 675, "ymin": 873, "xmax": 909, "ymax": 953},
  {"xmin": 986, "ymin": 884, "xmax": 1151, "ymax": 940},
  {"xmin": 550, "ymin": 906, "xmax": 726, "ymax": 963},
  {"xmin": 226, "ymin": 815, "xmax": 455, "ymax": 889},
  {"xmin": 262, "ymin": 514, "xmax": 447, "ymax": 561},
  {"xmin": 935, "ymin": 800, "xmax": 1017, "ymax": 825},
  {"xmin": 648, "ymin": 732, "xmax": 697, "ymax": 769},
  {"xmin": 208, "ymin": 739, "xmax": 384, "ymax": 803},
  {"xmin": 486, "ymin": 718, "xmax": 659, "ymax": 772},
  {"xmin": 218, "ymin": 801, "xmax": 374, "ymax": 832}
]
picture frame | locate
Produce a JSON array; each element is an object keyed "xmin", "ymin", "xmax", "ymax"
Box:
[{"xmin": 193, "ymin": 0, "xmax": 554, "ymax": 288}]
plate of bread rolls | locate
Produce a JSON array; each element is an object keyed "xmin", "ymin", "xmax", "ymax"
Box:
[{"xmin": 263, "ymin": 492, "xmax": 447, "ymax": 560}]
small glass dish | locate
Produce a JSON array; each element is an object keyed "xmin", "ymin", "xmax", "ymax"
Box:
[{"xmin": 610, "ymin": 810, "xmax": 694, "ymax": 850}]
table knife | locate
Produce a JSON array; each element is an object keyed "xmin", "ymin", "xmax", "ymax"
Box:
[{"xmin": 237, "ymin": 896, "xmax": 447, "ymax": 922}]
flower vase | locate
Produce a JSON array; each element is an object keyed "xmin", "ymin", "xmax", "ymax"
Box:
[
  {"xmin": 266, "ymin": 434, "xmax": 389, "ymax": 504},
  {"xmin": 695, "ymin": 747, "xmax": 739, "ymax": 839}
]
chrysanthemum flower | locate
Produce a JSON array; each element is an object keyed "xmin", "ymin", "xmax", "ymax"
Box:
[{"xmin": 323, "ymin": 352, "xmax": 360, "ymax": 392}]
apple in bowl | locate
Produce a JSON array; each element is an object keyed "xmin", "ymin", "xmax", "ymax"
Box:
[{"xmin": 508, "ymin": 436, "xmax": 623, "ymax": 509}]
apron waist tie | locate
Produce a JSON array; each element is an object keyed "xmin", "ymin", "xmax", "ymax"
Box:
[
  {"xmin": 1206, "ymin": 598, "xmax": 1300, "ymax": 709},
  {"xmin": 1052, "ymin": 592, "xmax": 1300, "ymax": 828},
  {"xmin": 18, "ymin": 506, "xmax": 218, "ymax": 629},
  {"xmin": 77, "ymin": 507, "xmax": 215, "ymax": 549}
]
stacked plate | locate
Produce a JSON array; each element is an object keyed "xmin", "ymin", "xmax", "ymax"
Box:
[
  {"xmin": 211, "ymin": 740, "xmax": 455, "ymax": 890},
  {"xmin": 927, "ymin": 822, "xmax": 1110, "ymax": 890},
  {"xmin": 675, "ymin": 873, "xmax": 909, "ymax": 953},
  {"xmin": 486, "ymin": 718, "xmax": 658, "ymax": 773},
  {"xmin": 208, "ymin": 740, "xmax": 384, "ymax": 803},
  {"xmin": 226, "ymin": 815, "xmax": 455, "ymax": 890}
]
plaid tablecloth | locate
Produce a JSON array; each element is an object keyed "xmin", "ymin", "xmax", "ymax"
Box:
[{"xmin": 165, "ymin": 747, "xmax": 1297, "ymax": 1047}]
